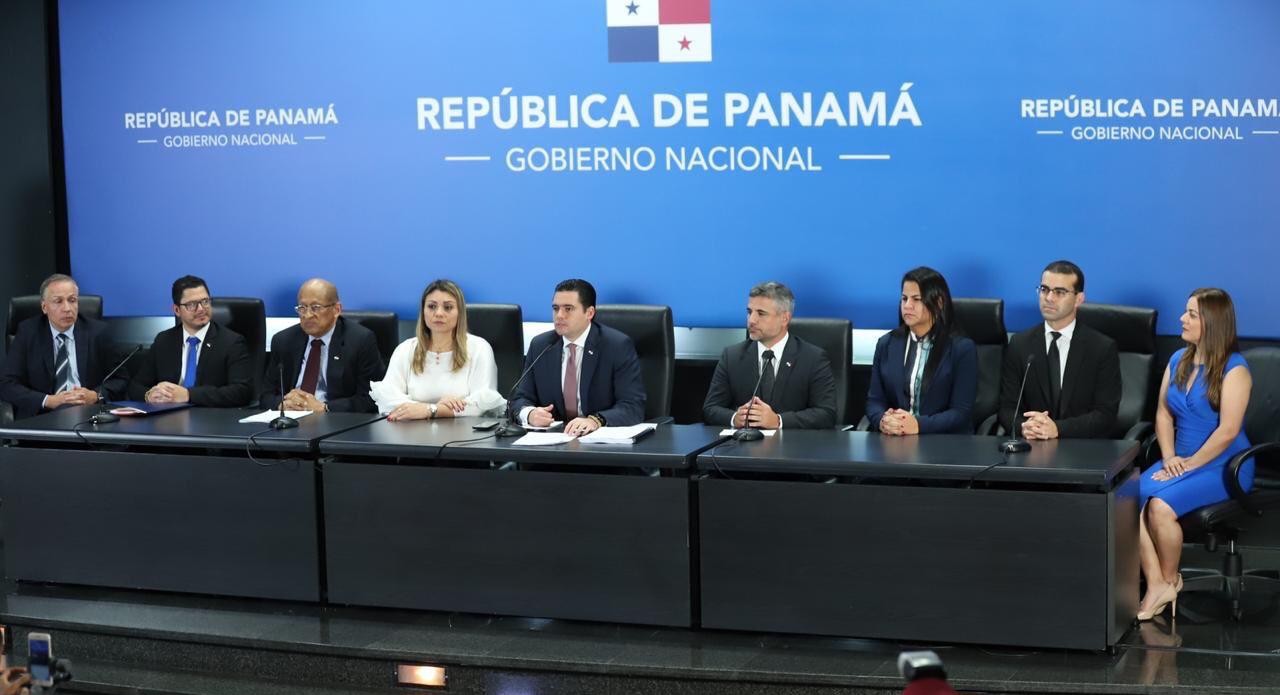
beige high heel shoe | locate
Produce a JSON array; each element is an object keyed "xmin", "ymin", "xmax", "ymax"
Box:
[{"xmin": 1137, "ymin": 580, "xmax": 1180, "ymax": 621}]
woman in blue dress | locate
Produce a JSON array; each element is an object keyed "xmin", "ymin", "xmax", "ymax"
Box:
[{"xmin": 1138, "ymin": 288, "xmax": 1253, "ymax": 621}]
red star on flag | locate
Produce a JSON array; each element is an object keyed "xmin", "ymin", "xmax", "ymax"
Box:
[{"xmin": 678, "ymin": 35, "xmax": 692, "ymax": 50}]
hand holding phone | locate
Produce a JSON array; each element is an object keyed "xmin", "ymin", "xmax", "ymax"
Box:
[{"xmin": 27, "ymin": 632, "xmax": 52, "ymax": 687}]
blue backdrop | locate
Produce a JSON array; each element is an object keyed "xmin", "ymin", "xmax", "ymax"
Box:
[{"xmin": 58, "ymin": 0, "xmax": 1280, "ymax": 336}]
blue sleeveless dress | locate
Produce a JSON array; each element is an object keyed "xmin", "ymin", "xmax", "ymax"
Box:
[{"xmin": 1140, "ymin": 350, "xmax": 1253, "ymax": 516}]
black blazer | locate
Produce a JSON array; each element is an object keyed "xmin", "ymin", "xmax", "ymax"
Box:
[
  {"xmin": 510, "ymin": 322, "xmax": 646, "ymax": 426},
  {"xmin": 865, "ymin": 331, "xmax": 978, "ymax": 434},
  {"xmin": 258, "ymin": 316, "xmax": 386, "ymax": 413},
  {"xmin": 702, "ymin": 335, "xmax": 837, "ymax": 429},
  {"xmin": 128, "ymin": 322, "xmax": 254, "ymax": 407},
  {"xmin": 998, "ymin": 323, "xmax": 1121, "ymax": 438},
  {"xmin": 0, "ymin": 315, "xmax": 127, "ymax": 420}
]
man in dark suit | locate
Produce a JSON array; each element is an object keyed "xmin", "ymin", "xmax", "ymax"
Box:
[
  {"xmin": 0, "ymin": 273, "xmax": 126, "ymax": 419},
  {"xmin": 127, "ymin": 275, "xmax": 254, "ymax": 407},
  {"xmin": 998, "ymin": 260, "xmax": 1121, "ymax": 439},
  {"xmin": 258, "ymin": 278, "xmax": 385, "ymax": 413},
  {"xmin": 702, "ymin": 281, "xmax": 837, "ymax": 429},
  {"xmin": 510, "ymin": 278, "xmax": 645, "ymax": 434}
]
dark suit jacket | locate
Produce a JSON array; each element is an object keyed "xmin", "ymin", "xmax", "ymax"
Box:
[
  {"xmin": 0, "ymin": 315, "xmax": 127, "ymax": 419},
  {"xmin": 258, "ymin": 316, "xmax": 386, "ymax": 413},
  {"xmin": 998, "ymin": 323, "xmax": 1121, "ymax": 438},
  {"xmin": 865, "ymin": 330, "xmax": 978, "ymax": 434},
  {"xmin": 510, "ymin": 322, "xmax": 646, "ymax": 427},
  {"xmin": 128, "ymin": 322, "xmax": 254, "ymax": 407},
  {"xmin": 702, "ymin": 335, "xmax": 837, "ymax": 429}
]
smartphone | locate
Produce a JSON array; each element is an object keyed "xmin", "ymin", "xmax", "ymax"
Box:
[
  {"xmin": 472, "ymin": 420, "xmax": 501, "ymax": 431},
  {"xmin": 28, "ymin": 632, "xmax": 53, "ymax": 686}
]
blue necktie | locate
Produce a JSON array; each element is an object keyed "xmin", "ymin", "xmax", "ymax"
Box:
[{"xmin": 182, "ymin": 336, "xmax": 200, "ymax": 388}]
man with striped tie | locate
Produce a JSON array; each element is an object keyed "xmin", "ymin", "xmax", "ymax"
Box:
[
  {"xmin": 127, "ymin": 275, "xmax": 254, "ymax": 407},
  {"xmin": 0, "ymin": 273, "xmax": 126, "ymax": 420}
]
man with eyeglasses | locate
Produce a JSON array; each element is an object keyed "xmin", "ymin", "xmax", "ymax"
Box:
[
  {"xmin": 258, "ymin": 278, "xmax": 384, "ymax": 413},
  {"xmin": 998, "ymin": 260, "xmax": 1120, "ymax": 439},
  {"xmin": 0, "ymin": 273, "xmax": 127, "ymax": 419},
  {"xmin": 128, "ymin": 275, "xmax": 254, "ymax": 407}
]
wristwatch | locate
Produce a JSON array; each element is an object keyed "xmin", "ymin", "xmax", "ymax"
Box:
[{"xmin": 429, "ymin": 403, "xmax": 438, "ymax": 418}]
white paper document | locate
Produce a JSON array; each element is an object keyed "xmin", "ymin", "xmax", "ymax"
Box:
[
  {"xmin": 578, "ymin": 423, "xmax": 658, "ymax": 444},
  {"xmin": 719, "ymin": 428, "xmax": 776, "ymax": 437},
  {"xmin": 522, "ymin": 420, "xmax": 564, "ymax": 431},
  {"xmin": 512, "ymin": 432, "xmax": 575, "ymax": 446},
  {"xmin": 238, "ymin": 409, "xmax": 314, "ymax": 424}
]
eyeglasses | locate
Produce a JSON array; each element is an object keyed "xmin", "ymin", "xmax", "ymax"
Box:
[
  {"xmin": 178, "ymin": 298, "xmax": 212, "ymax": 311},
  {"xmin": 295, "ymin": 303, "xmax": 336, "ymax": 316},
  {"xmin": 1036, "ymin": 285, "xmax": 1077, "ymax": 299}
]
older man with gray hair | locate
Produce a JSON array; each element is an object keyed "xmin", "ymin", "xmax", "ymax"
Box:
[
  {"xmin": 702, "ymin": 281, "xmax": 837, "ymax": 430},
  {"xmin": 1, "ymin": 273, "xmax": 127, "ymax": 419}
]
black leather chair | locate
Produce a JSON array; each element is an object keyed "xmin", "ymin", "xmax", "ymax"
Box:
[
  {"xmin": 6, "ymin": 294, "xmax": 104, "ymax": 351},
  {"xmin": 594, "ymin": 305, "xmax": 674, "ymax": 422},
  {"xmin": 466, "ymin": 304, "xmax": 524, "ymax": 395},
  {"xmin": 343, "ymin": 311, "xmax": 400, "ymax": 364},
  {"xmin": 1077, "ymin": 302, "xmax": 1157, "ymax": 440},
  {"xmin": 206, "ymin": 298, "xmax": 265, "ymax": 394},
  {"xmin": 953, "ymin": 298, "xmax": 1007, "ymax": 434},
  {"xmin": 1165, "ymin": 346, "xmax": 1280, "ymax": 620},
  {"xmin": 788, "ymin": 317, "xmax": 852, "ymax": 426}
]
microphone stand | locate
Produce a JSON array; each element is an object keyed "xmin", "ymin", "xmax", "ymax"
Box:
[
  {"xmin": 496, "ymin": 338, "xmax": 559, "ymax": 438},
  {"xmin": 733, "ymin": 351, "xmax": 771, "ymax": 442},
  {"xmin": 269, "ymin": 363, "xmax": 299, "ymax": 430},
  {"xmin": 998, "ymin": 354, "xmax": 1036, "ymax": 454},
  {"xmin": 89, "ymin": 344, "xmax": 143, "ymax": 425}
]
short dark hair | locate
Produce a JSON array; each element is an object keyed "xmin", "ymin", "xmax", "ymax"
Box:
[
  {"xmin": 172, "ymin": 275, "xmax": 209, "ymax": 305},
  {"xmin": 1043, "ymin": 260, "xmax": 1084, "ymax": 293},
  {"xmin": 554, "ymin": 278, "xmax": 596, "ymax": 309}
]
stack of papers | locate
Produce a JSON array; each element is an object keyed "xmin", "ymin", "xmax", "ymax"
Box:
[
  {"xmin": 578, "ymin": 423, "xmax": 658, "ymax": 444},
  {"xmin": 239, "ymin": 410, "xmax": 314, "ymax": 424}
]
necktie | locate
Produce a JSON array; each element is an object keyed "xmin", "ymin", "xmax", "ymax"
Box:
[
  {"xmin": 54, "ymin": 333, "xmax": 72, "ymax": 391},
  {"xmin": 903, "ymin": 336, "xmax": 919, "ymax": 399},
  {"xmin": 759, "ymin": 349, "xmax": 776, "ymax": 402},
  {"xmin": 299, "ymin": 338, "xmax": 324, "ymax": 394},
  {"xmin": 1048, "ymin": 331, "xmax": 1062, "ymax": 411},
  {"xmin": 563, "ymin": 343, "xmax": 579, "ymax": 420},
  {"xmin": 182, "ymin": 336, "xmax": 200, "ymax": 388}
]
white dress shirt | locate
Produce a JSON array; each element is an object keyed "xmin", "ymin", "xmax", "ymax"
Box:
[
  {"xmin": 177, "ymin": 323, "xmax": 212, "ymax": 385},
  {"xmin": 42, "ymin": 322, "xmax": 80, "ymax": 408},
  {"xmin": 735, "ymin": 332, "xmax": 789, "ymax": 428},
  {"xmin": 1043, "ymin": 319, "xmax": 1076, "ymax": 386},
  {"xmin": 370, "ymin": 334, "xmax": 504, "ymax": 415},
  {"xmin": 521, "ymin": 323, "xmax": 591, "ymax": 425},
  {"xmin": 296, "ymin": 323, "xmax": 336, "ymax": 401}
]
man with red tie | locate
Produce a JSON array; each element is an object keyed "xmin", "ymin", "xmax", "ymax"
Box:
[
  {"xmin": 258, "ymin": 278, "xmax": 385, "ymax": 413},
  {"xmin": 510, "ymin": 278, "xmax": 645, "ymax": 435}
]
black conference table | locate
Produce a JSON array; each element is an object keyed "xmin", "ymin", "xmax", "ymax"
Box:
[
  {"xmin": 316, "ymin": 418, "xmax": 727, "ymax": 626},
  {"xmin": 0, "ymin": 405, "xmax": 382, "ymax": 602},
  {"xmin": 695, "ymin": 430, "xmax": 1141, "ymax": 650}
]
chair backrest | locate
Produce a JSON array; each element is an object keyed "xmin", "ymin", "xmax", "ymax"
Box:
[
  {"xmin": 466, "ymin": 304, "xmax": 524, "ymax": 395},
  {"xmin": 594, "ymin": 305, "xmax": 674, "ymax": 420},
  {"xmin": 208, "ymin": 297, "xmax": 266, "ymax": 392},
  {"xmin": 952, "ymin": 298, "xmax": 1007, "ymax": 432},
  {"xmin": 7, "ymin": 294, "xmax": 104, "ymax": 350},
  {"xmin": 1242, "ymin": 347, "xmax": 1280, "ymax": 447},
  {"xmin": 342, "ymin": 310, "xmax": 400, "ymax": 364},
  {"xmin": 1077, "ymin": 302, "xmax": 1157, "ymax": 437},
  {"xmin": 787, "ymin": 317, "xmax": 852, "ymax": 426}
]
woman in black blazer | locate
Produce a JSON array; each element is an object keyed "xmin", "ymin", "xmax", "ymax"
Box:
[{"xmin": 866, "ymin": 267, "xmax": 978, "ymax": 435}]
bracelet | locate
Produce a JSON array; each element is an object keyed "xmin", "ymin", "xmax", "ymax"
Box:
[{"xmin": 588, "ymin": 414, "xmax": 605, "ymax": 428}]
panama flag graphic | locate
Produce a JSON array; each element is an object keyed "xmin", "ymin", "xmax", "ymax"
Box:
[{"xmin": 607, "ymin": 0, "xmax": 712, "ymax": 63}]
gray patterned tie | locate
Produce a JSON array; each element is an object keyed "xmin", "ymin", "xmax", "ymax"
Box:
[{"xmin": 54, "ymin": 333, "xmax": 72, "ymax": 391}]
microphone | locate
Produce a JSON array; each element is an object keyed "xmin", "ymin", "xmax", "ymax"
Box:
[
  {"xmin": 89, "ymin": 344, "xmax": 144, "ymax": 424},
  {"xmin": 733, "ymin": 349, "xmax": 773, "ymax": 442},
  {"xmin": 998, "ymin": 354, "xmax": 1037, "ymax": 453},
  {"xmin": 269, "ymin": 363, "xmax": 299, "ymax": 430},
  {"xmin": 495, "ymin": 337, "xmax": 560, "ymax": 438}
]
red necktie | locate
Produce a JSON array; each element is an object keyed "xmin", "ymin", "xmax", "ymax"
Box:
[
  {"xmin": 562, "ymin": 343, "xmax": 579, "ymax": 420},
  {"xmin": 299, "ymin": 338, "xmax": 323, "ymax": 394}
]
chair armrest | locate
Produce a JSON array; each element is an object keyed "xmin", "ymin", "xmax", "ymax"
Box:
[
  {"xmin": 0, "ymin": 400, "xmax": 12, "ymax": 427},
  {"xmin": 1124, "ymin": 421, "xmax": 1154, "ymax": 442},
  {"xmin": 1140, "ymin": 432, "xmax": 1160, "ymax": 470},
  {"xmin": 977, "ymin": 413, "xmax": 1000, "ymax": 436},
  {"xmin": 1226, "ymin": 441, "xmax": 1280, "ymax": 513},
  {"xmin": 846, "ymin": 416, "xmax": 870, "ymax": 432}
]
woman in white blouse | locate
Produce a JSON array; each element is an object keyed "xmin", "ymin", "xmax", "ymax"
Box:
[{"xmin": 371, "ymin": 279, "xmax": 504, "ymax": 420}]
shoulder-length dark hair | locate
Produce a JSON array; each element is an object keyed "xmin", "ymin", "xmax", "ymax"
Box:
[
  {"xmin": 412, "ymin": 279, "xmax": 470, "ymax": 375},
  {"xmin": 894, "ymin": 266, "xmax": 957, "ymax": 386},
  {"xmin": 1175, "ymin": 287, "xmax": 1239, "ymax": 411}
]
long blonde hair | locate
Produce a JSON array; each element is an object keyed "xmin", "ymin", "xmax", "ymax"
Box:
[
  {"xmin": 411, "ymin": 279, "xmax": 469, "ymax": 374},
  {"xmin": 1175, "ymin": 287, "xmax": 1239, "ymax": 411}
]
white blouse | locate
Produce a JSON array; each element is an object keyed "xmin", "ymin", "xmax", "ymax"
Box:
[{"xmin": 370, "ymin": 333, "xmax": 505, "ymax": 416}]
